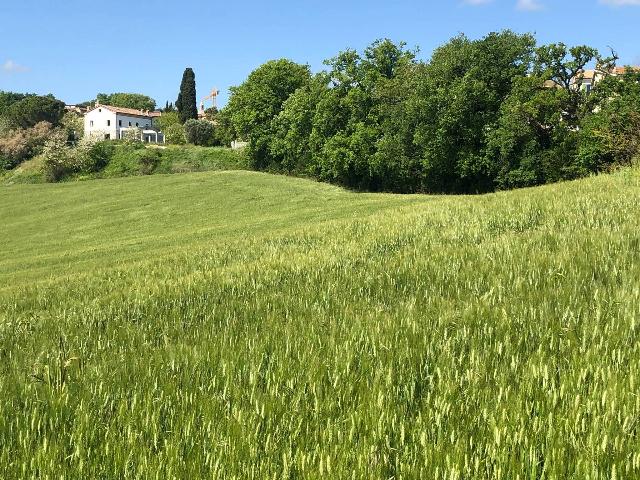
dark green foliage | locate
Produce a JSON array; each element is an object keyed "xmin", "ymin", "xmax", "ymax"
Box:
[
  {"xmin": 176, "ymin": 68, "xmax": 198, "ymax": 123},
  {"xmin": 225, "ymin": 59, "xmax": 311, "ymax": 169},
  {"xmin": 156, "ymin": 112, "xmax": 185, "ymax": 145},
  {"xmin": 220, "ymin": 33, "xmax": 636, "ymax": 193},
  {"xmin": 486, "ymin": 76, "xmax": 577, "ymax": 188},
  {"xmin": 577, "ymin": 70, "xmax": 640, "ymax": 170},
  {"xmin": 412, "ymin": 32, "xmax": 536, "ymax": 193},
  {"xmin": 486, "ymin": 44, "xmax": 619, "ymax": 188},
  {"xmin": 137, "ymin": 149, "xmax": 161, "ymax": 175},
  {"xmin": 211, "ymin": 108, "xmax": 235, "ymax": 147},
  {"xmin": 87, "ymin": 141, "xmax": 116, "ymax": 172},
  {"xmin": 184, "ymin": 119, "xmax": 215, "ymax": 146},
  {"xmin": 0, "ymin": 91, "xmax": 34, "ymax": 116},
  {"xmin": 96, "ymin": 93, "xmax": 156, "ymax": 111},
  {"xmin": 5, "ymin": 95, "xmax": 65, "ymax": 128},
  {"xmin": 270, "ymin": 74, "xmax": 330, "ymax": 173}
]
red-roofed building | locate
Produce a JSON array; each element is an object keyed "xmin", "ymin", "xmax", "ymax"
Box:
[
  {"xmin": 571, "ymin": 66, "xmax": 640, "ymax": 93},
  {"xmin": 84, "ymin": 103, "xmax": 164, "ymax": 142}
]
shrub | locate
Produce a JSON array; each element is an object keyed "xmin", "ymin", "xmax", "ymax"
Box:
[
  {"xmin": 184, "ymin": 119, "xmax": 215, "ymax": 146},
  {"xmin": 164, "ymin": 123, "xmax": 186, "ymax": 145},
  {"xmin": 0, "ymin": 121, "xmax": 53, "ymax": 169},
  {"xmin": 156, "ymin": 112, "xmax": 186, "ymax": 145},
  {"xmin": 0, "ymin": 116, "xmax": 12, "ymax": 138},
  {"xmin": 61, "ymin": 112, "xmax": 84, "ymax": 142},
  {"xmin": 69, "ymin": 138, "xmax": 116, "ymax": 173},
  {"xmin": 137, "ymin": 149, "xmax": 161, "ymax": 175},
  {"xmin": 87, "ymin": 141, "xmax": 116, "ymax": 171},
  {"xmin": 42, "ymin": 130, "xmax": 74, "ymax": 182}
]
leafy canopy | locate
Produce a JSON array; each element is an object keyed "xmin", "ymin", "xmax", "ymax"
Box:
[{"xmin": 96, "ymin": 93, "xmax": 156, "ymax": 111}]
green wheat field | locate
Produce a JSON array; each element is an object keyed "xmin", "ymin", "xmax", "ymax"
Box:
[{"xmin": 1, "ymin": 168, "xmax": 639, "ymax": 479}]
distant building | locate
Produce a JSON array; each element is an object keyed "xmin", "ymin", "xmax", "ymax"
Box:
[
  {"xmin": 541, "ymin": 66, "xmax": 640, "ymax": 93},
  {"xmin": 64, "ymin": 104, "xmax": 88, "ymax": 115},
  {"xmin": 84, "ymin": 103, "xmax": 164, "ymax": 143},
  {"xmin": 571, "ymin": 66, "xmax": 640, "ymax": 93}
]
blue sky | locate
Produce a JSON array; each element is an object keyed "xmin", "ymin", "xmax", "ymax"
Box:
[{"xmin": 1, "ymin": 0, "xmax": 639, "ymax": 108}]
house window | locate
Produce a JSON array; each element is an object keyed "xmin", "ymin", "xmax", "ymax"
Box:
[
  {"xmin": 118, "ymin": 120, "xmax": 122, "ymax": 127},
  {"xmin": 98, "ymin": 108, "xmax": 102, "ymax": 112},
  {"xmin": 107, "ymin": 120, "xmax": 111, "ymax": 126},
  {"xmin": 90, "ymin": 120, "xmax": 94, "ymax": 127},
  {"xmin": 128, "ymin": 121, "xmax": 131, "ymax": 126},
  {"xmin": 135, "ymin": 122, "xmax": 139, "ymax": 127}
]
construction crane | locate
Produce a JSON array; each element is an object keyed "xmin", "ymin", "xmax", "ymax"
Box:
[{"xmin": 199, "ymin": 88, "xmax": 220, "ymax": 113}]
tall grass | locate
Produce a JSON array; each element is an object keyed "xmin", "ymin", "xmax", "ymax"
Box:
[{"xmin": 0, "ymin": 168, "xmax": 639, "ymax": 478}]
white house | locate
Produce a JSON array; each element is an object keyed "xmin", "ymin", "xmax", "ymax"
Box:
[
  {"xmin": 570, "ymin": 66, "xmax": 640, "ymax": 93},
  {"xmin": 84, "ymin": 104, "xmax": 164, "ymax": 142}
]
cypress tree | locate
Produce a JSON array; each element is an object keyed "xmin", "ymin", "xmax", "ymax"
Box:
[{"xmin": 176, "ymin": 67, "xmax": 198, "ymax": 123}]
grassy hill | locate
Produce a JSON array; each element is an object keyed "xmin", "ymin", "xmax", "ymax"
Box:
[
  {"xmin": 1, "ymin": 168, "xmax": 639, "ymax": 478},
  {"xmin": 0, "ymin": 144, "xmax": 248, "ymax": 185}
]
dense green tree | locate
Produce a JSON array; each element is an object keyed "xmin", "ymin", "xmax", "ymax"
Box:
[
  {"xmin": 156, "ymin": 112, "xmax": 186, "ymax": 145},
  {"xmin": 486, "ymin": 76, "xmax": 577, "ymax": 188},
  {"xmin": 176, "ymin": 68, "xmax": 198, "ymax": 123},
  {"xmin": 220, "ymin": 33, "xmax": 634, "ymax": 193},
  {"xmin": 0, "ymin": 91, "xmax": 34, "ymax": 116},
  {"xmin": 486, "ymin": 43, "xmax": 618, "ymax": 188},
  {"xmin": 96, "ymin": 93, "xmax": 156, "ymax": 111},
  {"xmin": 184, "ymin": 119, "xmax": 215, "ymax": 146},
  {"xmin": 578, "ymin": 69, "xmax": 640, "ymax": 171},
  {"xmin": 269, "ymin": 73, "xmax": 330, "ymax": 172},
  {"xmin": 532, "ymin": 43, "xmax": 616, "ymax": 126},
  {"xmin": 211, "ymin": 108, "xmax": 235, "ymax": 147},
  {"xmin": 268, "ymin": 40, "xmax": 417, "ymax": 189},
  {"xmin": 409, "ymin": 31, "xmax": 536, "ymax": 192},
  {"xmin": 310, "ymin": 40, "xmax": 418, "ymax": 189},
  {"xmin": 6, "ymin": 95, "xmax": 65, "ymax": 128},
  {"xmin": 224, "ymin": 59, "xmax": 311, "ymax": 168}
]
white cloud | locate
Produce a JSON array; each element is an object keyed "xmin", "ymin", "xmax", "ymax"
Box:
[
  {"xmin": 599, "ymin": 0, "xmax": 640, "ymax": 5},
  {"xmin": 2, "ymin": 59, "xmax": 28, "ymax": 73},
  {"xmin": 517, "ymin": 0, "xmax": 544, "ymax": 10},
  {"xmin": 463, "ymin": 0, "xmax": 493, "ymax": 4}
]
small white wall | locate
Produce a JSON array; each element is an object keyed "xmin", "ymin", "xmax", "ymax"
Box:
[{"xmin": 84, "ymin": 107, "xmax": 117, "ymax": 139}]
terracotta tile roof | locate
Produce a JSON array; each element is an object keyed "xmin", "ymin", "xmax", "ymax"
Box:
[
  {"xmin": 91, "ymin": 104, "xmax": 162, "ymax": 118},
  {"xmin": 612, "ymin": 66, "xmax": 640, "ymax": 75},
  {"xmin": 577, "ymin": 69, "xmax": 597, "ymax": 81}
]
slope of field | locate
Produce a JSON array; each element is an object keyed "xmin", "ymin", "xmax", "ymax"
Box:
[{"xmin": 1, "ymin": 169, "xmax": 639, "ymax": 478}]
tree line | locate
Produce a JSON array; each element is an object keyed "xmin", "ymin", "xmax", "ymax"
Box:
[
  {"xmin": 3, "ymin": 31, "xmax": 639, "ymax": 191},
  {"xmin": 217, "ymin": 31, "xmax": 639, "ymax": 193}
]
